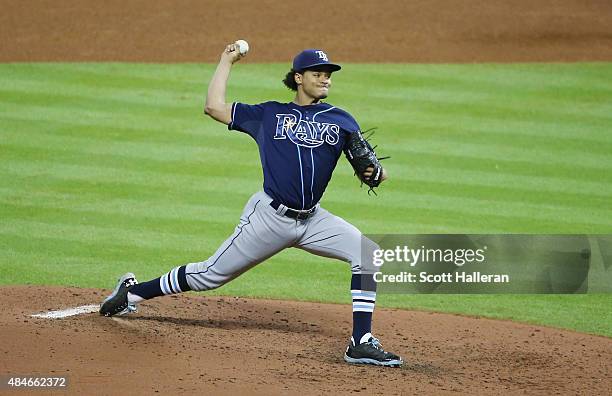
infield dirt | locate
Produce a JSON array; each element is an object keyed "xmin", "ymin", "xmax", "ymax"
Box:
[
  {"xmin": 1, "ymin": 0, "xmax": 611, "ymax": 395},
  {"xmin": 1, "ymin": 0, "xmax": 612, "ymax": 62},
  {"xmin": 2, "ymin": 286, "xmax": 611, "ymax": 395}
]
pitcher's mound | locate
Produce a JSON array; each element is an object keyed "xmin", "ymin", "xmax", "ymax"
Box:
[{"xmin": 1, "ymin": 286, "xmax": 610, "ymax": 394}]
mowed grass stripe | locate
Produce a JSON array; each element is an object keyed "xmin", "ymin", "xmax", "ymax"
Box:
[
  {"xmin": 2, "ymin": 160, "xmax": 609, "ymax": 230},
  {"xmin": 4, "ymin": 116, "xmax": 609, "ymax": 184},
  {"xmin": 0, "ymin": 63, "xmax": 208, "ymax": 95},
  {"xmin": 5, "ymin": 132, "xmax": 611, "ymax": 195},
  {"xmin": 0, "ymin": 102, "xmax": 227, "ymax": 136},
  {"xmin": 405, "ymin": 116, "xmax": 611, "ymax": 143},
  {"xmin": 0, "ymin": 159, "xmax": 262, "ymax": 192},
  {"xmin": 0, "ymin": 89, "xmax": 198, "ymax": 120},
  {"xmin": 6, "ymin": 62, "xmax": 610, "ymax": 109},
  {"xmin": 5, "ymin": 134, "xmax": 611, "ymax": 193},
  {"xmin": 3, "ymin": 63, "xmax": 609, "ymax": 142},
  {"xmin": 2, "ymin": 164, "xmax": 609, "ymax": 231},
  {"xmin": 6, "ymin": 110, "xmax": 610, "ymax": 160},
  {"xmin": 0, "ymin": 187, "xmax": 471, "ymax": 233},
  {"xmin": 0, "ymin": 142, "xmax": 263, "ymax": 182},
  {"xmin": 389, "ymin": 139, "xmax": 611, "ymax": 170},
  {"xmin": 0, "ymin": 100, "xmax": 200, "ymax": 125},
  {"xmin": 356, "ymin": 82, "xmax": 612, "ymax": 120},
  {"xmin": 0, "ymin": 80, "xmax": 202, "ymax": 109},
  {"xmin": 2, "ymin": 152, "xmax": 607, "ymax": 213},
  {"xmin": 4, "ymin": 68, "xmax": 611, "ymax": 121},
  {"xmin": 402, "ymin": 164, "xmax": 612, "ymax": 197},
  {"xmin": 0, "ymin": 218, "xmax": 231, "ymax": 252},
  {"xmin": 402, "ymin": 152, "xmax": 612, "ymax": 184},
  {"xmin": 1, "ymin": 129, "xmax": 256, "ymax": 162},
  {"xmin": 393, "ymin": 124, "xmax": 612, "ymax": 156},
  {"xmin": 3, "ymin": 155, "xmax": 610, "ymax": 211},
  {"xmin": 3, "ymin": 134, "xmax": 608, "ymax": 190},
  {"xmin": 3, "ymin": 188, "xmax": 607, "ymax": 237},
  {"xmin": 2, "ymin": 187, "xmax": 592, "ymax": 234},
  {"xmin": 1, "ymin": 202, "xmax": 236, "ymax": 236},
  {"xmin": 377, "ymin": 115, "xmax": 611, "ymax": 144},
  {"xmin": 0, "ymin": 248, "xmax": 144, "ymax": 287},
  {"xmin": 0, "ymin": 234, "xmax": 210, "ymax": 269},
  {"xmin": 0, "ymin": 112, "xmax": 219, "ymax": 142},
  {"xmin": 7, "ymin": 178, "xmax": 592, "ymax": 234},
  {"xmin": 0, "ymin": 187, "xmax": 247, "ymax": 219},
  {"xmin": 4, "ymin": 130, "xmax": 610, "ymax": 197},
  {"xmin": 349, "ymin": 63, "xmax": 612, "ymax": 95},
  {"xmin": 1, "ymin": 62, "xmax": 294, "ymax": 95}
]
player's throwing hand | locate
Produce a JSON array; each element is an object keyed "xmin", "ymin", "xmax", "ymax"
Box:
[{"xmin": 221, "ymin": 42, "xmax": 245, "ymax": 64}]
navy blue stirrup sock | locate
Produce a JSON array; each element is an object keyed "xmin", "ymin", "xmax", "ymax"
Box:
[
  {"xmin": 351, "ymin": 273, "xmax": 377, "ymax": 344},
  {"xmin": 130, "ymin": 265, "xmax": 191, "ymax": 300}
]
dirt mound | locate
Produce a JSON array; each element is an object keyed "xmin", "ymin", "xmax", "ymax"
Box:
[
  {"xmin": 1, "ymin": 0, "xmax": 611, "ymax": 62},
  {"xmin": 1, "ymin": 286, "xmax": 610, "ymax": 395}
]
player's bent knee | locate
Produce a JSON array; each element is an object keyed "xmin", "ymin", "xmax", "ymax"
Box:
[{"xmin": 350, "ymin": 238, "xmax": 380, "ymax": 274}]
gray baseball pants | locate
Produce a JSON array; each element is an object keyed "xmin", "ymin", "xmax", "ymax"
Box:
[{"xmin": 184, "ymin": 191, "xmax": 378, "ymax": 291}]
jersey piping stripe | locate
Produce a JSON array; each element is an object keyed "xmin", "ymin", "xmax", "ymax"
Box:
[
  {"xmin": 310, "ymin": 148, "xmax": 315, "ymax": 208},
  {"xmin": 312, "ymin": 105, "xmax": 336, "ymax": 121},
  {"xmin": 292, "ymin": 108, "xmax": 306, "ymax": 210},
  {"xmin": 186, "ymin": 200, "xmax": 260, "ymax": 277},
  {"xmin": 310, "ymin": 106, "xmax": 334, "ymax": 208},
  {"xmin": 299, "ymin": 233, "xmax": 341, "ymax": 246},
  {"xmin": 229, "ymin": 102, "xmax": 237, "ymax": 129},
  {"xmin": 296, "ymin": 145, "xmax": 305, "ymax": 210}
]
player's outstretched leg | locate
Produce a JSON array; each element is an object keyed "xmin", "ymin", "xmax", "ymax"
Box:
[
  {"xmin": 99, "ymin": 265, "xmax": 192, "ymax": 317},
  {"xmin": 100, "ymin": 191, "xmax": 293, "ymax": 316}
]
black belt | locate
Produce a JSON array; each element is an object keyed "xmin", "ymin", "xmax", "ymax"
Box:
[{"xmin": 269, "ymin": 200, "xmax": 316, "ymax": 220}]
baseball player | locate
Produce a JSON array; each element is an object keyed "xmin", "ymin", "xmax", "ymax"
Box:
[{"xmin": 100, "ymin": 42, "xmax": 402, "ymax": 367}]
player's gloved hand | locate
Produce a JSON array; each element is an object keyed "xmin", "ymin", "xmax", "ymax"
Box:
[
  {"xmin": 343, "ymin": 129, "xmax": 389, "ymax": 195},
  {"xmin": 363, "ymin": 166, "xmax": 388, "ymax": 182}
]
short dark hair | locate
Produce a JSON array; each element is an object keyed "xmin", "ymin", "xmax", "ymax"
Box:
[{"xmin": 283, "ymin": 69, "xmax": 299, "ymax": 91}]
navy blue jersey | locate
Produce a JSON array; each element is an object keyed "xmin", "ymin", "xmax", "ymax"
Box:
[{"xmin": 228, "ymin": 101, "xmax": 360, "ymax": 210}]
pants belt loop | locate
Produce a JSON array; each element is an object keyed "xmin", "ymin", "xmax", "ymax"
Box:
[{"xmin": 276, "ymin": 204, "xmax": 287, "ymax": 216}]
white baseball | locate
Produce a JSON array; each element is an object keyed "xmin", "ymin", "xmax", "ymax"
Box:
[{"xmin": 235, "ymin": 39, "xmax": 249, "ymax": 55}]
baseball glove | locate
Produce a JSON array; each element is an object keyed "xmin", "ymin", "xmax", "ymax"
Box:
[{"xmin": 343, "ymin": 128, "xmax": 389, "ymax": 194}]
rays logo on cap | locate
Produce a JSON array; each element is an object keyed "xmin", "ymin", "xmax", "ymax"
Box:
[
  {"xmin": 292, "ymin": 49, "xmax": 341, "ymax": 72},
  {"xmin": 315, "ymin": 51, "xmax": 329, "ymax": 61}
]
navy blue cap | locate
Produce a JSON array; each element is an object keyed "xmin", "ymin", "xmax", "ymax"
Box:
[{"xmin": 292, "ymin": 49, "xmax": 341, "ymax": 72}]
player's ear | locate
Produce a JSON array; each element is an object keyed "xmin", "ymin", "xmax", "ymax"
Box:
[{"xmin": 294, "ymin": 72, "xmax": 303, "ymax": 86}]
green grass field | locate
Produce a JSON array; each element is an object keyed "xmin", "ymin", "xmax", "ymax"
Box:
[{"xmin": 1, "ymin": 63, "xmax": 611, "ymax": 337}]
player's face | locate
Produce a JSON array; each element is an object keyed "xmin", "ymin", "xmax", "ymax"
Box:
[{"xmin": 297, "ymin": 70, "xmax": 333, "ymax": 100}]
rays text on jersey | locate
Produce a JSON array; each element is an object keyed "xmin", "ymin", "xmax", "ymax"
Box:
[{"xmin": 274, "ymin": 114, "xmax": 340, "ymax": 148}]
